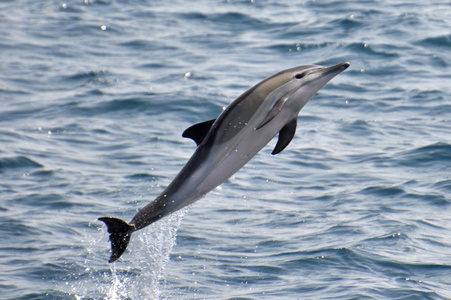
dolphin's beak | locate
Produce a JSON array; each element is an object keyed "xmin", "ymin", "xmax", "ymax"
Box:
[
  {"xmin": 304, "ymin": 61, "xmax": 350, "ymax": 90},
  {"xmin": 321, "ymin": 62, "xmax": 350, "ymax": 77},
  {"xmin": 296, "ymin": 61, "xmax": 350, "ymax": 95}
]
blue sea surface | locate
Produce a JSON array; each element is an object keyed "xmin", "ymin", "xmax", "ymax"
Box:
[{"xmin": 1, "ymin": 0, "xmax": 450, "ymax": 299}]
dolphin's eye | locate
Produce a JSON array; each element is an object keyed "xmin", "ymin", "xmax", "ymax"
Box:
[{"xmin": 294, "ymin": 73, "xmax": 305, "ymax": 79}]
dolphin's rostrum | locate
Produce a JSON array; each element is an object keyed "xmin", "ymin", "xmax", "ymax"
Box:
[{"xmin": 99, "ymin": 62, "xmax": 350, "ymax": 262}]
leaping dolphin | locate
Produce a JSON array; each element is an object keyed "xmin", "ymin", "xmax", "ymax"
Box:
[{"xmin": 99, "ymin": 62, "xmax": 350, "ymax": 263}]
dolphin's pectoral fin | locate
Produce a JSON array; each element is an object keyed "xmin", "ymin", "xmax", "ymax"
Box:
[
  {"xmin": 272, "ymin": 118, "xmax": 297, "ymax": 155},
  {"xmin": 182, "ymin": 119, "xmax": 216, "ymax": 146},
  {"xmin": 256, "ymin": 95, "xmax": 289, "ymax": 129},
  {"xmin": 98, "ymin": 217, "xmax": 136, "ymax": 263}
]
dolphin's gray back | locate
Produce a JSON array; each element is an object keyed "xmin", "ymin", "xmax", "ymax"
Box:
[{"xmin": 203, "ymin": 67, "xmax": 306, "ymax": 147}]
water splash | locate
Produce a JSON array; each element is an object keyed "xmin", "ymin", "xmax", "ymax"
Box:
[
  {"xmin": 123, "ymin": 209, "xmax": 186, "ymax": 299},
  {"xmin": 67, "ymin": 209, "xmax": 186, "ymax": 299}
]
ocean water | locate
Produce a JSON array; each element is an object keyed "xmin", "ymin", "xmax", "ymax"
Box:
[{"xmin": 1, "ymin": 0, "xmax": 450, "ymax": 299}]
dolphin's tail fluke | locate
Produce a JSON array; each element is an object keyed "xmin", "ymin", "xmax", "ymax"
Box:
[{"xmin": 98, "ymin": 217, "xmax": 136, "ymax": 263}]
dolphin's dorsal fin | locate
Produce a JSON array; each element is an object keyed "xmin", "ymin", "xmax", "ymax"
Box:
[
  {"xmin": 272, "ymin": 117, "xmax": 297, "ymax": 155},
  {"xmin": 182, "ymin": 119, "xmax": 216, "ymax": 146},
  {"xmin": 256, "ymin": 94, "xmax": 290, "ymax": 129}
]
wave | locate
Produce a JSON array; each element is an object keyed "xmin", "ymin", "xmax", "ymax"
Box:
[
  {"xmin": 395, "ymin": 142, "xmax": 451, "ymax": 167},
  {"xmin": 0, "ymin": 156, "xmax": 43, "ymax": 171}
]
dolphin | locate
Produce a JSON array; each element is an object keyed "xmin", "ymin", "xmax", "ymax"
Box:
[{"xmin": 99, "ymin": 62, "xmax": 350, "ymax": 262}]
